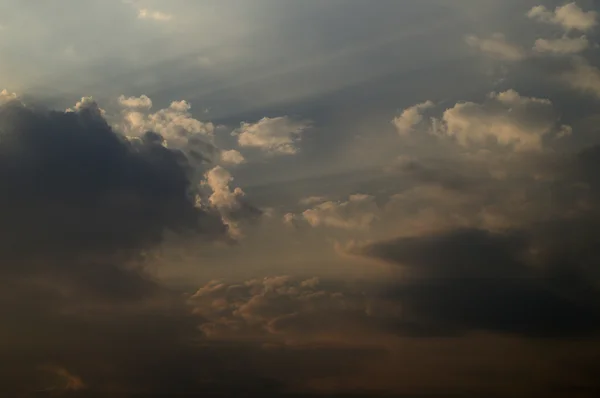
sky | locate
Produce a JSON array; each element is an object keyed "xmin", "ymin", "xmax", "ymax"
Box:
[{"xmin": 2, "ymin": 0, "xmax": 600, "ymax": 397}]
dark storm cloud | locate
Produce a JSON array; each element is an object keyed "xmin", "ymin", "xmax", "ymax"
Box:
[
  {"xmin": 354, "ymin": 144, "xmax": 600, "ymax": 339},
  {"xmin": 361, "ymin": 227, "xmax": 600, "ymax": 338},
  {"xmin": 0, "ymin": 98, "xmax": 231, "ymax": 395},
  {"xmin": 0, "ymin": 99, "xmax": 228, "ymax": 296}
]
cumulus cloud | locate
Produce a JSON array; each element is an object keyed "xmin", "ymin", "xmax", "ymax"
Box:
[
  {"xmin": 118, "ymin": 94, "xmax": 153, "ymax": 109},
  {"xmin": 67, "ymin": 96, "xmax": 106, "ymax": 116},
  {"xmin": 221, "ymin": 149, "xmax": 245, "ymax": 165},
  {"xmin": 203, "ymin": 166, "xmax": 246, "ymax": 210},
  {"xmin": 527, "ymin": 2, "xmax": 597, "ymax": 32},
  {"xmin": 234, "ymin": 116, "xmax": 311, "ymax": 155},
  {"xmin": 118, "ymin": 96, "xmax": 214, "ymax": 150},
  {"xmin": 201, "ymin": 166, "xmax": 261, "ymax": 238},
  {"xmin": 293, "ymin": 194, "xmax": 379, "ymax": 231},
  {"xmin": 465, "ymin": 33, "xmax": 526, "ymax": 61},
  {"xmin": 434, "ymin": 89, "xmax": 567, "ymax": 151},
  {"xmin": 392, "ymin": 101, "xmax": 434, "ymax": 136},
  {"xmin": 533, "ymin": 35, "xmax": 589, "ymax": 54}
]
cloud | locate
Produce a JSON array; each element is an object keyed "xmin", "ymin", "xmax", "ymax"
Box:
[
  {"xmin": 0, "ymin": 95, "xmax": 280, "ymax": 395},
  {"xmin": 203, "ymin": 166, "xmax": 246, "ymax": 210},
  {"xmin": 465, "ymin": 33, "xmax": 526, "ymax": 61},
  {"xmin": 354, "ymin": 225, "xmax": 600, "ymax": 338},
  {"xmin": 0, "ymin": 97, "xmax": 228, "ymax": 300},
  {"xmin": 345, "ymin": 143, "xmax": 600, "ymax": 338},
  {"xmin": 561, "ymin": 56, "xmax": 600, "ymax": 98},
  {"xmin": 527, "ymin": 3, "xmax": 597, "ymax": 32},
  {"xmin": 117, "ymin": 95, "xmax": 215, "ymax": 157},
  {"xmin": 0, "ymin": 89, "xmax": 17, "ymax": 105},
  {"xmin": 137, "ymin": 8, "xmax": 173, "ymax": 22},
  {"xmin": 67, "ymin": 96, "xmax": 106, "ymax": 116},
  {"xmin": 383, "ymin": 183, "xmax": 477, "ymax": 236},
  {"xmin": 221, "ymin": 149, "xmax": 245, "ymax": 165},
  {"xmin": 118, "ymin": 94, "xmax": 152, "ymax": 109},
  {"xmin": 533, "ymin": 35, "xmax": 589, "ymax": 54},
  {"xmin": 294, "ymin": 194, "xmax": 379, "ymax": 231},
  {"xmin": 234, "ymin": 116, "xmax": 311, "ymax": 155},
  {"xmin": 189, "ymin": 276, "xmax": 377, "ymax": 341},
  {"xmin": 434, "ymin": 89, "xmax": 567, "ymax": 151},
  {"xmin": 391, "ymin": 101, "xmax": 434, "ymax": 136},
  {"xmin": 201, "ymin": 166, "xmax": 262, "ymax": 238}
]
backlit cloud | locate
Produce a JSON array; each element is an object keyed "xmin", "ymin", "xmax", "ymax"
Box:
[
  {"xmin": 221, "ymin": 149, "xmax": 245, "ymax": 165},
  {"xmin": 527, "ymin": 2, "xmax": 597, "ymax": 32},
  {"xmin": 235, "ymin": 117, "xmax": 311, "ymax": 155},
  {"xmin": 533, "ymin": 35, "xmax": 589, "ymax": 54},
  {"xmin": 433, "ymin": 90, "xmax": 568, "ymax": 151},
  {"xmin": 118, "ymin": 95, "xmax": 214, "ymax": 149},
  {"xmin": 392, "ymin": 100, "xmax": 434, "ymax": 136},
  {"xmin": 295, "ymin": 194, "xmax": 379, "ymax": 231}
]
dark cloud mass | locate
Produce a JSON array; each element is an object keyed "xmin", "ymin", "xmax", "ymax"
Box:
[
  {"xmin": 352, "ymin": 142, "xmax": 600, "ymax": 339},
  {"xmin": 0, "ymin": 99, "xmax": 232, "ymax": 395},
  {"xmin": 0, "ymin": 99, "xmax": 226, "ymax": 293}
]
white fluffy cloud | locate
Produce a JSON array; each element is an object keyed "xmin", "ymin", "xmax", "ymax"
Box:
[
  {"xmin": 117, "ymin": 94, "xmax": 152, "ymax": 109},
  {"xmin": 527, "ymin": 3, "xmax": 597, "ymax": 32},
  {"xmin": 561, "ymin": 57, "xmax": 600, "ymax": 98},
  {"xmin": 203, "ymin": 166, "xmax": 245, "ymax": 210},
  {"xmin": 288, "ymin": 194, "xmax": 379, "ymax": 231},
  {"xmin": 434, "ymin": 90, "xmax": 568, "ymax": 151},
  {"xmin": 392, "ymin": 101, "xmax": 434, "ymax": 136},
  {"xmin": 465, "ymin": 33, "xmax": 526, "ymax": 61},
  {"xmin": 235, "ymin": 116, "xmax": 311, "ymax": 155},
  {"xmin": 200, "ymin": 166, "xmax": 248, "ymax": 238},
  {"xmin": 118, "ymin": 95, "xmax": 214, "ymax": 149},
  {"xmin": 533, "ymin": 35, "xmax": 589, "ymax": 54},
  {"xmin": 220, "ymin": 149, "xmax": 245, "ymax": 165}
]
